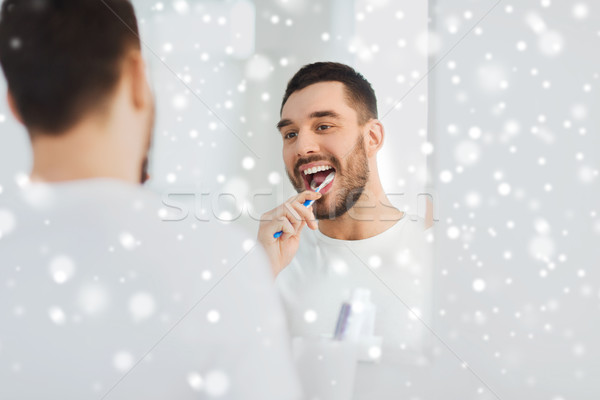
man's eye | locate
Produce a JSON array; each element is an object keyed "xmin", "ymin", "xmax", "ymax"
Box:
[
  {"xmin": 284, "ymin": 132, "xmax": 298, "ymax": 139},
  {"xmin": 316, "ymin": 125, "xmax": 331, "ymax": 131}
]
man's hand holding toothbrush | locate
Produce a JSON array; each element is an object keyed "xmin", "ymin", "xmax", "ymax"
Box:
[{"xmin": 258, "ymin": 172, "xmax": 335, "ymax": 277}]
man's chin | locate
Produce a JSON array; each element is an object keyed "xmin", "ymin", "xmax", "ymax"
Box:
[{"xmin": 314, "ymin": 203, "xmax": 349, "ymax": 220}]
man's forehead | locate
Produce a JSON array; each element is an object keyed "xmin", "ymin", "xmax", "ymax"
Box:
[{"xmin": 280, "ymin": 81, "xmax": 354, "ymax": 121}]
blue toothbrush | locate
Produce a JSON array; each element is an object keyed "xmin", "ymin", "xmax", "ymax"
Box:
[{"xmin": 273, "ymin": 171, "xmax": 335, "ymax": 239}]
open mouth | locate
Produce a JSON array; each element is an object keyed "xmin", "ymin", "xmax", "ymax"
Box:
[{"xmin": 301, "ymin": 165, "xmax": 336, "ymax": 194}]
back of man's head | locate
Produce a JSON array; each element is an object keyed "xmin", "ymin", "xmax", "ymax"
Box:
[{"xmin": 0, "ymin": 0, "xmax": 140, "ymax": 135}]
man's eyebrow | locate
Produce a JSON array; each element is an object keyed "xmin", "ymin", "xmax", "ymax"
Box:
[
  {"xmin": 276, "ymin": 119, "xmax": 293, "ymax": 130},
  {"xmin": 309, "ymin": 110, "xmax": 341, "ymax": 119},
  {"xmin": 276, "ymin": 110, "xmax": 341, "ymax": 130}
]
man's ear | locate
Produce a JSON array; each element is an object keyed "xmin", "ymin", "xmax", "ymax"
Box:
[
  {"xmin": 7, "ymin": 91, "xmax": 24, "ymax": 125},
  {"xmin": 124, "ymin": 50, "xmax": 151, "ymax": 111},
  {"xmin": 365, "ymin": 119, "xmax": 385, "ymax": 157}
]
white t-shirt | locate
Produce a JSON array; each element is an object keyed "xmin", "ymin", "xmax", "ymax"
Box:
[
  {"xmin": 276, "ymin": 213, "xmax": 433, "ymax": 399},
  {"xmin": 0, "ymin": 179, "xmax": 301, "ymax": 400}
]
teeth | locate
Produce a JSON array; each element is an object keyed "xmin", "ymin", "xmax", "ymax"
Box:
[{"xmin": 303, "ymin": 165, "xmax": 332, "ymax": 175}]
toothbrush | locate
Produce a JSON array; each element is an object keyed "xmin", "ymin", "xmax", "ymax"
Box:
[{"xmin": 273, "ymin": 171, "xmax": 335, "ymax": 239}]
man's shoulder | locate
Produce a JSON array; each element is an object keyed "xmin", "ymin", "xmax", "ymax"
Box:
[
  {"xmin": 1, "ymin": 181, "xmax": 272, "ymax": 293},
  {"xmin": 0, "ymin": 180, "xmax": 253, "ymax": 253}
]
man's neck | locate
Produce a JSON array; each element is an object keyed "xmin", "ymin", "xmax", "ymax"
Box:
[
  {"xmin": 29, "ymin": 126, "xmax": 139, "ymax": 184},
  {"xmin": 317, "ymin": 182, "xmax": 405, "ymax": 241}
]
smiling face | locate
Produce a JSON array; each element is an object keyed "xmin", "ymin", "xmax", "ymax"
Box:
[{"xmin": 278, "ymin": 81, "xmax": 370, "ymax": 220}]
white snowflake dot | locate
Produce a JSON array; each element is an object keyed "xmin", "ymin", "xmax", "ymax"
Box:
[
  {"xmin": 368, "ymin": 255, "xmax": 382, "ymax": 269},
  {"xmin": 408, "ymin": 307, "xmax": 422, "ymax": 321},
  {"xmin": 49, "ymin": 255, "xmax": 76, "ymax": 284},
  {"xmin": 78, "ymin": 284, "xmax": 109, "ymax": 315},
  {"xmin": 473, "ymin": 279, "xmax": 486, "ymax": 292},
  {"xmin": 9, "ymin": 37, "xmax": 21, "ymax": 49},
  {"xmin": 202, "ymin": 270, "xmax": 212, "ymax": 281},
  {"xmin": 113, "ymin": 351, "xmax": 135, "ymax": 373},
  {"xmin": 245, "ymin": 55, "xmax": 273, "ymax": 81},
  {"xmin": 119, "ymin": 232, "xmax": 137, "ymax": 250},
  {"xmin": 330, "ymin": 259, "xmax": 348, "ymax": 275},
  {"xmin": 207, "ymin": 310, "xmax": 220, "ymax": 323},
  {"xmin": 304, "ymin": 309, "xmax": 317, "ymax": 323},
  {"xmin": 468, "ymin": 126, "xmax": 482, "ymax": 140},
  {"xmin": 268, "ymin": 171, "xmax": 281, "ymax": 185},
  {"xmin": 129, "ymin": 292, "xmax": 156, "ymax": 322},
  {"xmin": 421, "ymin": 141, "xmax": 434, "ymax": 155},
  {"xmin": 48, "ymin": 306, "xmax": 66, "ymax": 325},
  {"xmin": 242, "ymin": 157, "xmax": 255, "ymax": 170},
  {"xmin": 173, "ymin": 0, "xmax": 189, "ymax": 14},
  {"xmin": 242, "ymin": 239, "xmax": 255, "ymax": 252},
  {"xmin": 0, "ymin": 209, "xmax": 17, "ymax": 237},
  {"xmin": 447, "ymin": 226, "xmax": 460, "ymax": 240},
  {"xmin": 572, "ymin": 3, "xmax": 589, "ymax": 19},
  {"xmin": 204, "ymin": 370, "xmax": 230, "ymax": 397},
  {"xmin": 368, "ymin": 346, "xmax": 382, "ymax": 359},
  {"xmin": 498, "ymin": 183, "xmax": 511, "ymax": 196},
  {"xmin": 187, "ymin": 372, "xmax": 204, "ymax": 392},
  {"xmin": 439, "ymin": 170, "xmax": 453, "ymax": 183}
]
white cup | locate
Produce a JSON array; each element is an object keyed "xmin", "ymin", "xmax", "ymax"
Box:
[{"xmin": 292, "ymin": 336, "xmax": 358, "ymax": 400}]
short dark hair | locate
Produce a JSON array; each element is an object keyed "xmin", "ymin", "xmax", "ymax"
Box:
[
  {"xmin": 280, "ymin": 62, "xmax": 378, "ymax": 125},
  {"xmin": 0, "ymin": 0, "xmax": 140, "ymax": 134}
]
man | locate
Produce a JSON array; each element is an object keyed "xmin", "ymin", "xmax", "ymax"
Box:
[
  {"xmin": 0, "ymin": 1, "xmax": 300, "ymax": 399},
  {"xmin": 258, "ymin": 62, "xmax": 433, "ymax": 399}
]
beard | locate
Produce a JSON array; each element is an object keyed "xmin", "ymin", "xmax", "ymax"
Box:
[
  {"xmin": 286, "ymin": 133, "xmax": 369, "ymax": 220},
  {"xmin": 140, "ymin": 156, "xmax": 150, "ymax": 184},
  {"xmin": 140, "ymin": 98, "xmax": 156, "ymax": 184}
]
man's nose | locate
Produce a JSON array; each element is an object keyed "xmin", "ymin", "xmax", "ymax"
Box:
[{"xmin": 295, "ymin": 130, "xmax": 319, "ymax": 157}]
